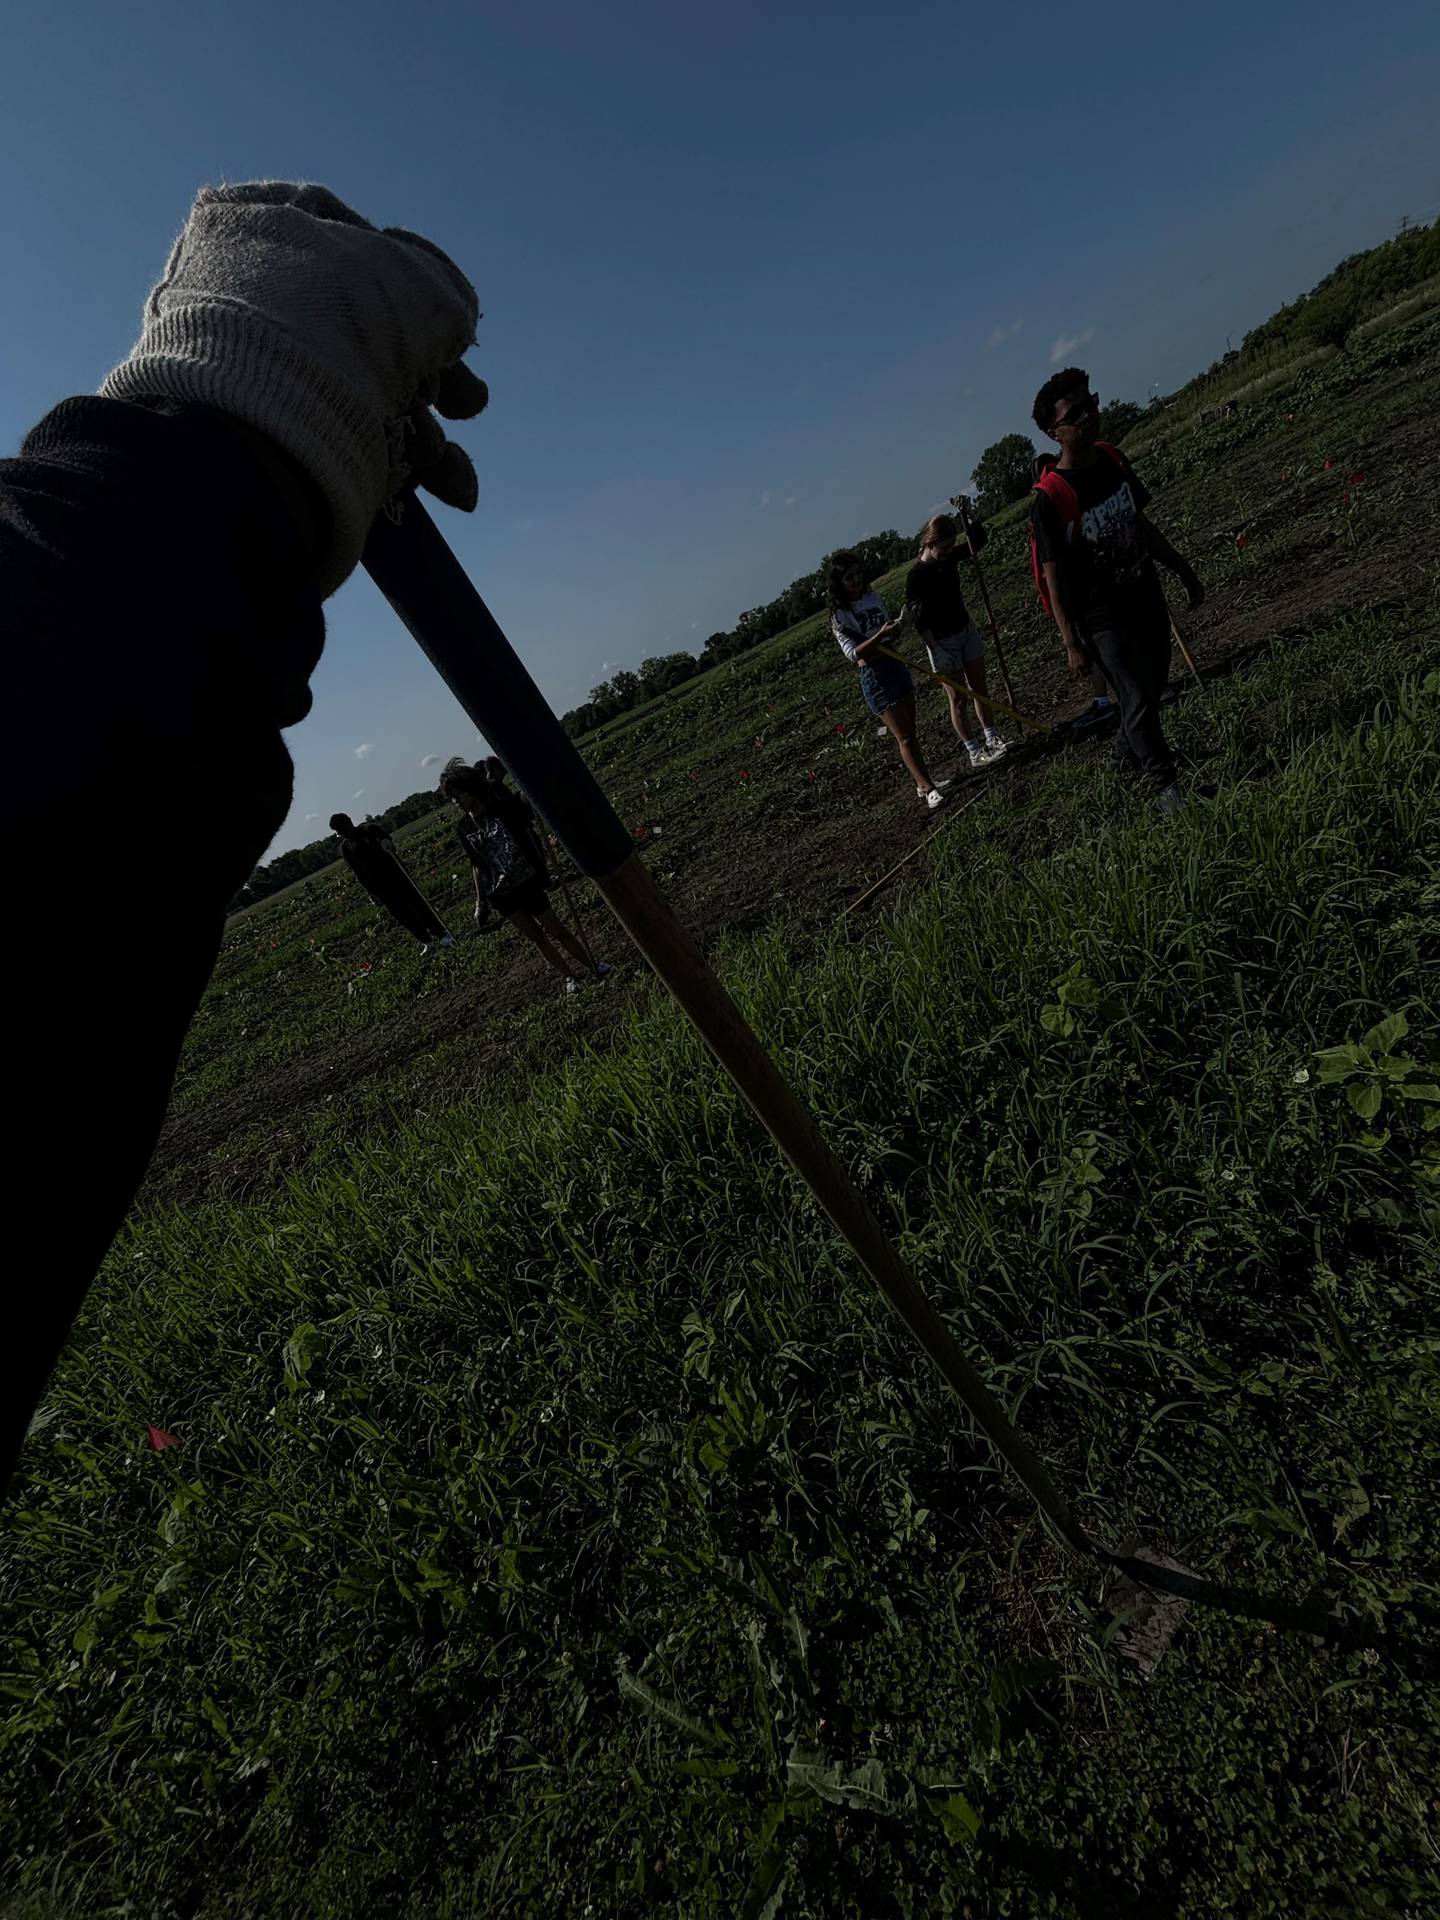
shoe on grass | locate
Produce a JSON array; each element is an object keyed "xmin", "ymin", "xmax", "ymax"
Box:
[
  {"xmin": 923, "ymin": 787, "xmax": 948, "ymax": 811},
  {"xmin": 592, "ymin": 960, "xmax": 614, "ymax": 980},
  {"xmin": 565, "ymin": 975, "xmax": 584, "ymax": 994},
  {"xmin": 1154, "ymin": 783, "xmax": 1186, "ymax": 816}
]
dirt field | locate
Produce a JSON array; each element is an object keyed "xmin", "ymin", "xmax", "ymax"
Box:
[{"xmin": 147, "ymin": 314, "xmax": 1440, "ymax": 1209}]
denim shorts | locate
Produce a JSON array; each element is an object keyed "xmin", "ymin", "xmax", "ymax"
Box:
[
  {"xmin": 858, "ymin": 654, "xmax": 913, "ymax": 717},
  {"xmin": 926, "ymin": 624, "xmax": 986, "ymax": 674}
]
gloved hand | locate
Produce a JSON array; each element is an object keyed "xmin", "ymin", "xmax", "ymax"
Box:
[{"xmin": 101, "ymin": 181, "xmax": 487, "ymax": 595}]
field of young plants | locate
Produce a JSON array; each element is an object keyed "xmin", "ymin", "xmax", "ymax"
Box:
[{"xmin": 2, "ymin": 309, "xmax": 1438, "ymax": 1918}]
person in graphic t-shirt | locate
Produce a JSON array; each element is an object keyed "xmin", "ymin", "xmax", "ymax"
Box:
[
  {"xmin": 438, "ymin": 758, "xmax": 612, "ymax": 993},
  {"xmin": 329, "ymin": 812, "xmax": 454, "ymax": 953},
  {"xmin": 1029, "ymin": 368, "xmax": 1204, "ymax": 814},
  {"xmin": 827, "ymin": 550, "xmax": 948, "ymax": 811},
  {"xmin": 905, "ymin": 513, "xmax": 1007, "ymax": 771},
  {"xmin": 1033, "ymin": 455, "xmax": 1115, "ymax": 726}
]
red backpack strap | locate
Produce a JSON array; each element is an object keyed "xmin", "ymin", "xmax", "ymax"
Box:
[
  {"xmin": 1029, "ymin": 444, "xmax": 1130, "ymax": 614},
  {"xmin": 1030, "ymin": 465, "xmax": 1081, "ymax": 616},
  {"xmin": 1094, "ymin": 439, "xmax": 1131, "ymax": 477}
]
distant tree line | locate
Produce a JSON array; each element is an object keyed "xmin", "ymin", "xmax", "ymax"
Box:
[
  {"xmin": 559, "ymin": 409, "xmax": 1156, "ymax": 736},
  {"xmin": 558, "ymin": 527, "xmax": 911, "ymax": 736},
  {"xmin": 1175, "ymin": 218, "xmax": 1440, "ymax": 396},
  {"xmin": 1242, "ymin": 218, "xmax": 1439, "ymax": 358}
]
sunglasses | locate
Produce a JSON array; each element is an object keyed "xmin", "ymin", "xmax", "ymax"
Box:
[{"xmin": 1052, "ymin": 391, "xmax": 1099, "ymax": 431}]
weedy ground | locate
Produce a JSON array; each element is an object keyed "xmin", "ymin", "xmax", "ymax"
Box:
[{"xmin": 1, "ymin": 318, "xmax": 1438, "ymax": 1919}]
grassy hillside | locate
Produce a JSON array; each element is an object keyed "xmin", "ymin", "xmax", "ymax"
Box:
[{"xmin": 3, "ymin": 304, "xmax": 1440, "ymax": 1918}]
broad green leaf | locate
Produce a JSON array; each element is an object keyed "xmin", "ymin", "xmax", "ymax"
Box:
[
  {"xmin": 1360, "ymin": 1012, "xmax": 1408, "ymax": 1055},
  {"xmin": 739, "ymin": 1841, "xmax": 790, "ymax": 1920},
  {"xmin": 1347, "ymin": 1081, "xmax": 1383, "ymax": 1121},
  {"xmin": 1313, "ymin": 1045, "xmax": 1361, "ymax": 1082},
  {"xmin": 1059, "ymin": 975, "xmax": 1101, "ymax": 1009},
  {"xmin": 786, "ymin": 1747, "xmax": 904, "ymax": 1813},
  {"xmin": 618, "ymin": 1669, "xmax": 727, "ymax": 1748},
  {"xmin": 1331, "ymin": 1480, "xmax": 1371, "ymax": 1543},
  {"xmin": 1392, "ymin": 1081, "xmax": 1440, "ymax": 1103},
  {"xmin": 934, "ymin": 1792, "xmax": 982, "ymax": 1846}
]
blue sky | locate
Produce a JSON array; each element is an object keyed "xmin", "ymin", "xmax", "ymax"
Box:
[{"xmin": 2, "ymin": 0, "xmax": 1437, "ymax": 855}]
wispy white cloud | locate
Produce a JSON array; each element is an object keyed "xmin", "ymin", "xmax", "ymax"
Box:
[
  {"xmin": 986, "ymin": 317, "xmax": 1024, "ymax": 349},
  {"xmin": 420, "ymin": 753, "xmax": 440, "ymax": 768},
  {"xmin": 784, "ymin": 495, "xmax": 798, "ymax": 508},
  {"xmin": 305, "ymin": 811, "xmax": 320, "ymax": 822},
  {"xmin": 759, "ymin": 489, "xmax": 772, "ymax": 509},
  {"xmin": 354, "ymin": 741, "xmax": 374, "ymax": 760},
  {"xmin": 1050, "ymin": 327, "xmax": 1095, "ymax": 364},
  {"xmin": 352, "ymin": 788, "xmax": 366, "ymax": 800}
]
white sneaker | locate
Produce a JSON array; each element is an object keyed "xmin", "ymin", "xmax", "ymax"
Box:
[
  {"xmin": 923, "ymin": 787, "xmax": 948, "ymax": 811},
  {"xmin": 565, "ymin": 975, "xmax": 583, "ymax": 994},
  {"xmin": 420, "ymin": 942, "xmax": 433, "ymax": 958},
  {"xmin": 437, "ymin": 933, "xmax": 456, "ymax": 949},
  {"xmin": 983, "ymin": 734, "xmax": 1009, "ymax": 760},
  {"xmin": 915, "ymin": 778, "xmax": 954, "ymax": 798}
]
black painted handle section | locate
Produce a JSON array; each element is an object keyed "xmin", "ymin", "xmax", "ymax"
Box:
[{"xmin": 363, "ymin": 499, "xmax": 635, "ymax": 879}]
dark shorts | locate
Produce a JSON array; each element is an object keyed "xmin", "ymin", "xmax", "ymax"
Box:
[
  {"xmin": 492, "ymin": 876, "xmax": 550, "ymax": 918},
  {"xmin": 858, "ymin": 655, "xmax": 913, "ymax": 717}
]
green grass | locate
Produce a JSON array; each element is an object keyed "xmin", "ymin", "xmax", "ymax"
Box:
[
  {"xmin": 7, "ymin": 286, "xmax": 1440, "ymax": 1920},
  {"xmin": 3, "ymin": 614, "xmax": 1437, "ymax": 1916}
]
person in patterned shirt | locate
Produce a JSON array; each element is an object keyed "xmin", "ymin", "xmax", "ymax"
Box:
[{"xmin": 827, "ymin": 551, "xmax": 948, "ymax": 811}]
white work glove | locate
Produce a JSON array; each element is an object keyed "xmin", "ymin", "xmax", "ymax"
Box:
[{"xmin": 101, "ymin": 181, "xmax": 487, "ymax": 595}]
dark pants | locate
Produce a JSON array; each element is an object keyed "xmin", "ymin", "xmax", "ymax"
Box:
[
  {"xmin": 359, "ymin": 861, "xmax": 449, "ymax": 943},
  {"xmin": 1087, "ymin": 618, "xmax": 1177, "ymax": 793}
]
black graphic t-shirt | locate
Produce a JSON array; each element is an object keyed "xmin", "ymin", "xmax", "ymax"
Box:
[
  {"xmin": 905, "ymin": 552, "xmax": 972, "ymax": 643},
  {"xmin": 1031, "ymin": 450, "xmax": 1165, "ymax": 635},
  {"xmin": 339, "ymin": 823, "xmax": 397, "ymax": 884}
]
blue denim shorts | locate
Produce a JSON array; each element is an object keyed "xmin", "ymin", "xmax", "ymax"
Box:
[
  {"xmin": 926, "ymin": 624, "xmax": 986, "ymax": 673},
  {"xmin": 858, "ymin": 655, "xmax": 913, "ymax": 717}
]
